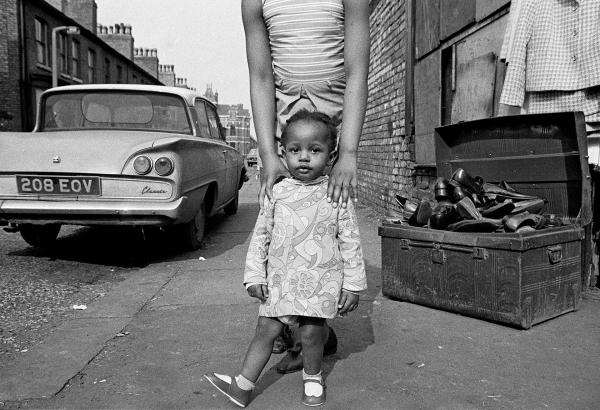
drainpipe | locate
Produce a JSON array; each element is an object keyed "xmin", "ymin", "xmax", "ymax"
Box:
[{"xmin": 17, "ymin": 0, "xmax": 29, "ymax": 131}]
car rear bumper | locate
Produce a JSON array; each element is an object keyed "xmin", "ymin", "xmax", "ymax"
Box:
[{"xmin": 0, "ymin": 197, "xmax": 192, "ymax": 226}]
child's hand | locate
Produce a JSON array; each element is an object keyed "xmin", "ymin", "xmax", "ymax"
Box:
[
  {"xmin": 247, "ymin": 284, "xmax": 269, "ymax": 302},
  {"xmin": 338, "ymin": 290, "xmax": 359, "ymax": 316}
]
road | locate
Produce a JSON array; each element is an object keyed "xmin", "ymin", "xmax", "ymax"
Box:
[{"xmin": 1, "ymin": 170, "xmax": 599, "ymax": 409}]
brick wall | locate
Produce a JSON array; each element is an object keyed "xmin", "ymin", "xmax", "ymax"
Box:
[
  {"xmin": 0, "ymin": 0, "xmax": 23, "ymax": 131},
  {"xmin": 359, "ymin": 0, "xmax": 436, "ymax": 216}
]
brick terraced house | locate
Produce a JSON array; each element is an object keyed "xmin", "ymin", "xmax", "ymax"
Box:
[{"xmin": 0, "ymin": 0, "xmax": 161, "ymax": 132}]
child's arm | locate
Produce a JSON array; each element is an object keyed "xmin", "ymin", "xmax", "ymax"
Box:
[
  {"xmin": 337, "ymin": 200, "xmax": 367, "ymax": 314},
  {"xmin": 241, "ymin": 0, "xmax": 290, "ymax": 209},
  {"xmin": 243, "ymin": 196, "xmax": 275, "ymax": 299},
  {"xmin": 327, "ymin": 0, "xmax": 370, "ymax": 208}
]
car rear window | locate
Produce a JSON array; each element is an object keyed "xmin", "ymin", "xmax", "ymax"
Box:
[{"xmin": 42, "ymin": 91, "xmax": 192, "ymax": 134}]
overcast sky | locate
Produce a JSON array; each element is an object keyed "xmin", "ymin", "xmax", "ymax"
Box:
[{"xmin": 96, "ymin": 0, "xmax": 250, "ymax": 108}]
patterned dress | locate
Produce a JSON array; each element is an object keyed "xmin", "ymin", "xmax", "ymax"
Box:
[{"xmin": 244, "ymin": 176, "xmax": 367, "ymax": 321}]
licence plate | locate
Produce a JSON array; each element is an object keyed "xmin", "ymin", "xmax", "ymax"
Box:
[{"xmin": 17, "ymin": 175, "xmax": 101, "ymax": 196}]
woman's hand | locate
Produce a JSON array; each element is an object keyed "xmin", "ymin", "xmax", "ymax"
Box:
[
  {"xmin": 258, "ymin": 154, "xmax": 290, "ymax": 210},
  {"xmin": 338, "ymin": 290, "xmax": 359, "ymax": 316},
  {"xmin": 247, "ymin": 284, "xmax": 269, "ymax": 302},
  {"xmin": 327, "ymin": 152, "xmax": 358, "ymax": 208}
]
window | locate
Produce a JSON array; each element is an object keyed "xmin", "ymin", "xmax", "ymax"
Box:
[
  {"xmin": 71, "ymin": 39, "xmax": 80, "ymax": 78},
  {"xmin": 42, "ymin": 91, "xmax": 192, "ymax": 134},
  {"xmin": 34, "ymin": 18, "xmax": 49, "ymax": 65},
  {"xmin": 206, "ymin": 106, "xmax": 223, "ymax": 140},
  {"xmin": 104, "ymin": 58, "xmax": 110, "ymax": 83},
  {"xmin": 87, "ymin": 49, "xmax": 96, "ymax": 83},
  {"xmin": 116, "ymin": 65, "xmax": 123, "ymax": 83},
  {"xmin": 194, "ymin": 99, "xmax": 211, "ymax": 136},
  {"xmin": 59, "ymin": 33, "xmax": 67, "ymax": 74}
]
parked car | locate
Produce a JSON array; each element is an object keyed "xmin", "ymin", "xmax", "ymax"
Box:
[
  {"xmin": 246, "ymin": 148, "xmax": 258, "ymax": 167},
  {"xmin": 0, "ymin": 84, "xmax": 246, "ymax": 250}
]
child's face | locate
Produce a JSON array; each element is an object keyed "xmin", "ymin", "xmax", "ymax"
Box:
[{"xmin": 282, "ymin": 120, "xmax": 335, "ymax": 182}]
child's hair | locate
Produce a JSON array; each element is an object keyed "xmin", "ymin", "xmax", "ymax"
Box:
[{"xmin": 281, "ymin": 110, "xmax": 338, "ymax": 152}]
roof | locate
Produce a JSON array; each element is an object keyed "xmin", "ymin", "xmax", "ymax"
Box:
[{"xmin": 44, "ymin": 84, "xmax": 207, "ymax": 106}]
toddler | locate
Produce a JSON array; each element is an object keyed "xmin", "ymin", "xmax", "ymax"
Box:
[{"xmin": 204, "ymin": 110, "xmax": 367, "ymax": 407}]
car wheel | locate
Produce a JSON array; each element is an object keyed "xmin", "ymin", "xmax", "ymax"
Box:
[
  {"xmin": 19, "ymin": 224, "xmax": 61, "ymax": 248},
  {"xmin": 224, "ymin": 192, "xmax": 239, "ymax": 215},
  {"xmin": 178, "ymin": 203, "xmax": 206, "ymax": 251}
]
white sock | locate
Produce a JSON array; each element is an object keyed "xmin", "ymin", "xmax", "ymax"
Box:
[
  {"xmin": 235, "ymin": 374, "xmax": 255, "ymax": 391},
  {"xmin": 302, "ymin": 370, "xmax": 323, "ymax": 396}
]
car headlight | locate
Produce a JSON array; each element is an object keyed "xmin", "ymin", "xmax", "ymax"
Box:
[
  {"xmin": 154, "ymin": 157, "xmax": 174, "ymax": 176},
  {"xmin": 133, "ymin": 155, "xmax": 152, "ymax": 175}
]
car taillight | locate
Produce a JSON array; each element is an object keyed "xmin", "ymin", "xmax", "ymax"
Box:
[
  {"xmin": 133, "ymin": 156, "xmax": 152, "ymax": 175},
  {"xmin": 155, "ymin": 157, "xmax": 174, "ymax": 176}
]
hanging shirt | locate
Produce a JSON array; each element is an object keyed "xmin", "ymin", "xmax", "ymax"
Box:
[
  {"xmin": 500, "ymin": 0, "xmax": 600, "ymax": 107},
  {"xmin": 262, "ymin": 0, "xmax": 346, "ymax": 82}
]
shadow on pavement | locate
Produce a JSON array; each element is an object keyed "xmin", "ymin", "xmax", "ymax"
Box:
[
  {"xmin": 253, "ymin": 261, "xmax": 380, "ymax": 398},
  {"xmin": 8, "ymin": 202, "xmax": 257, "ymax": 268}
]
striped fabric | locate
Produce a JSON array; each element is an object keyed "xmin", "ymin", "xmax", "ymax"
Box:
[{"xmin": 263, "ymin": 0, "xmax": 345, "ymax": 82}]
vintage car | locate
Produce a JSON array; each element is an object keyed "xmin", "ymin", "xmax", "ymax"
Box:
[
  {"xmin": 0, "ymin": 84, "xmax": 246, "ymax": 250},
  {"xmin": 246, "ymin": 148, "xmax": 258, "ymax": 167}
]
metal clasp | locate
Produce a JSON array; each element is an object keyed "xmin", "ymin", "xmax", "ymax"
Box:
[
  {"xmin": 400, "ymin": 239, "xmax": 411, "ymax": 249},
  {"xmin": 472, "ymin": 247, "xmax": 488, "ymax": 260},
  {"xmin": 547, "ymin": 245, "xmax": 563, "ymax": 264},
  {"xmin": 431, "ymin": 243, "xmax": 446, "ymax": 264}
]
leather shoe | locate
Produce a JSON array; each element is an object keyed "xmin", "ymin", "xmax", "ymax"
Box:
[
  {"xmin": 272, "ymin": 334, "xmax": 289, "ymax": 354},
  {"xmin": 483, "ymin": 183, "xmax": 538, "ymax": 201},
  {"xmin": 455, "ymin": 197, "xmax": 483, "ymax": 220},
  {"xmin": 450, "ymin": 168, "xmax": 484, "ymax": 195},
  {"xmin": 434, "ymin": 178, "xmax": 453, "ymax": 201},
  {"xmin": 510, "ymin": 198, "xmax": 546, "ymax": 215},
  {"xmin": 276, "ymin": 327, "xmax": 337, "ymax": 374},
  {"xmin": 408, "ymin": 199, "xmax": 433, "ymax": 227},
  {"xmin": 276, "ymin": 351, "xmax": 303, "ymax": 374},
  {"xmin": 429, "ymin": 202, "xmax": 457, "ymax": 230},
  {"xmin": 481, "ymin": 199, "xmax": 515, "ymax": 218},
  {"xmin": 447, "ymin": 218, "xmax": 502, "ymax": 232},
  {"xmin": 504, "ymin": 212, "xmax": 547, "ymax": 232}
]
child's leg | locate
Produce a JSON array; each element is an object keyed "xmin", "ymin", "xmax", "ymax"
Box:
[
  {"xmin": 298, "ymin": 317, "xmax": 326, "ymax": 375},
  {"xmin": 240, "ymin": 316, "xmax": 284, "ymax": 382}
]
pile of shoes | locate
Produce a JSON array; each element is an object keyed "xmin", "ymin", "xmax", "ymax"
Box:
[{"xmin": 396, "ymin": 168, "xmax": 566, "ymax": 233}]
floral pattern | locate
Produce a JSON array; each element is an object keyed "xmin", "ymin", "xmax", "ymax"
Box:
[{"xmin": 244, "ymin": 176, "xmax": 367, "ymax": 320}]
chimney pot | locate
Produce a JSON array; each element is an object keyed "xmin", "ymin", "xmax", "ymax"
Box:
[{"xmin": 109, "ymin": 25, "xmax": 114, "ymax": 34}]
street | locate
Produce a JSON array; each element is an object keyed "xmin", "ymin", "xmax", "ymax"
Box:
[{"xmin": 1, "ymin": 170, "xmax": 599, "ymax": 409}]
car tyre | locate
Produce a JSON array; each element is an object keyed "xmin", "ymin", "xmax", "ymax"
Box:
[
  {"xmin": 224, "ymin": 192, "xmax": 239, "ymax": 215},
  {"xmin": 19, "ymin": 224, "xmax": 61, "ymax": 248},
  {"xmin": 178, "ymin": 203, "xmax": 206, "ymax": 251}
]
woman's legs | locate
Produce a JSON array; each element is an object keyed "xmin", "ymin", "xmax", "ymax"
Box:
[{"xmin": 240, "ymin": 316, "xmax": 284, "ymax": 382}]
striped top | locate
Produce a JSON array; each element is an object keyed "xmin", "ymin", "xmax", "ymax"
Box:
[{"xmin": 263, "ymin": 0, "xmax": 345, "ymax": 82}]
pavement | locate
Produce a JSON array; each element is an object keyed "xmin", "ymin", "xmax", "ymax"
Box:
[{"xmin": 1, "ymin": 173, "xmax": 599, "ymax": 410}]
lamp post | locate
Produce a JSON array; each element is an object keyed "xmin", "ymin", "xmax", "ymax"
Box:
[{"xmin": 51, "ymin": 26, "xmax": 80, "ymax": 88}]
